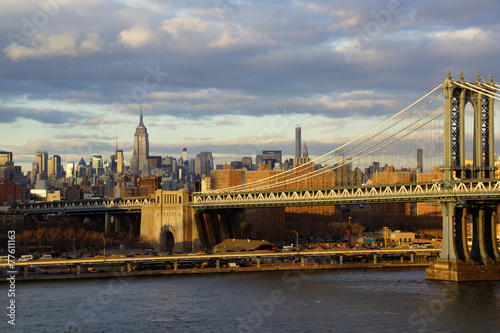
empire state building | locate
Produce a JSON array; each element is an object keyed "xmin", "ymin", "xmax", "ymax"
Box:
[{"xmin": 130, "ymin": 107, "xmax": 149, "ymax": 174}]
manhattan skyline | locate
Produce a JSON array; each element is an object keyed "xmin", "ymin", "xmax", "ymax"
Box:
[{"xmin": 1, "ymin": 1, "xmax": 500, "ymax": 171}]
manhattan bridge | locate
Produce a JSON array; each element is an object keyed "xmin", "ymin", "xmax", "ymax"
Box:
[{"xmin": 13, "ymin": 72, "xmax": 500, "ymax": 281}]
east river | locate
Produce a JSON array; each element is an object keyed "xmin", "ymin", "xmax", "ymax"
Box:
[{"xmin": 2, "ymin": 268, "xmax": 500, "ymax": 332}]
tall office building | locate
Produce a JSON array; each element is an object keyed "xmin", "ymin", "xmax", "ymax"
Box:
[
  {"xmin": 47, "ymin": 155, "xmax": 62, "ymax": 178},
  {"xmin": 0, "ymin": 151, "xmax": 12, "ymax": 165},
  {"xmin": 182, "ymin": 148, "xmax": 188, "ymax": 162},
  {"xmin": 131, "ymin": 107, "xmax": 149, "ymax": 174},
  {"xmin": 117, "ymin": 150, "xmax": 124, "ymax": 174},
  {"xmin": 91, "ymin": 155, "xmax": 103, "ymax": 170},
  {"xmin": 195, "ymin": 152, "xmax": 213, "ymax": 178},
  {"xmin": 35, "ymin": 151, "xmax": 48, "ymax": 179},
  {"xmin": 295, "ymin": 126, "xmax": 301, "ymax": 159},
  {"xmin": 256, "ymin": 150, "xmax": 282, "ymax": 170},
  {"xmin": 417, "ymin": 148, "xmax": 423, "ymax": 173},
  {"xmin": 66, "ymin": 162, "xmax": 74, "ymax": 178}
]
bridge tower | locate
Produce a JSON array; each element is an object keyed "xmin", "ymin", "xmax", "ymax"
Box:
[
  {"xmin": 427, "ymin": 72, "xmax": 500, "ymax": 282},
  {"xmin": 140, "ymin": 190, "xmax": 195, "ymax": 252},
  {"xmin": 442, "ymin": 71, "xmax": 496, "ymax": 181}
]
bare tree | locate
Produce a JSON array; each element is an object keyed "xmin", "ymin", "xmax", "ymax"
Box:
[
  {"xmin": 33, "ymin": 228, "xmax": 47, "ymax": 251},
  {"xmin": 46, "ymin": 227, "xmax": 62, "ymax": 248}
]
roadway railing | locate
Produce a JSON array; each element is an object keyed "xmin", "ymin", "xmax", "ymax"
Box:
[{"xmin": 191, "ymin": 180, "xmax": 500, "ymax": 209}]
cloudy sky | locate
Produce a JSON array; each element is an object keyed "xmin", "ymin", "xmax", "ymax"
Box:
[{"xmin": 1, "ymin": 0, "xmax": 499, "ymax": 171}]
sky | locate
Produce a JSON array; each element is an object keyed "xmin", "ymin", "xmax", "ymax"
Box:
[{"xmin": 1, "ymin": 0, "xmax": 500, "ymax": 172}]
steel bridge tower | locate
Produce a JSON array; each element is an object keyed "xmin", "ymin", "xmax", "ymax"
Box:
[
  {"xmin": 428, "ymin": 72, "xmax": 500, "ymax": 281},
  {"xmin": 442, "ymin": 71, "xmax": 496, "ymax": 181}
]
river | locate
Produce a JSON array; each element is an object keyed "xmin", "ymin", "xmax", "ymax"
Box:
[{"xmin": 2, "ymin": 268, "xmax": 500, "ymax": 332}]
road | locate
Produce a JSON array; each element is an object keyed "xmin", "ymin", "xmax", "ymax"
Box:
[{"xmin": 0, "ymin": 247, "xmax": 440, "ymax": 268}]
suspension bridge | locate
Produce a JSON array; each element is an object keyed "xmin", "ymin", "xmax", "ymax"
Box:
[
  {"xmin": 190, "ymin": 71, "xmax": 500, "ymax": 282},
  {"xmin": 12, "ymin": 72, "xmax": 500, "ymax": 281}
]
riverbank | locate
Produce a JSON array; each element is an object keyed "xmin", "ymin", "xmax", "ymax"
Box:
[{"xmin": 7, "ymin": 261, "xmax": 431, "ymax": 282}]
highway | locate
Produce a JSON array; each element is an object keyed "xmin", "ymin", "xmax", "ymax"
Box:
[{"xmin": 0, "ymin": 247, "xmax": 440, "ymax": 268}]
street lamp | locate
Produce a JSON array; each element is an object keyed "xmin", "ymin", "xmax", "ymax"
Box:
[
  {"xmin": 292, "ymin": 230, "xmax": 299, "ymax": 255},
  {"xmin": 101, "ymin": 235, "xmax": 106, "ymax": 262}
]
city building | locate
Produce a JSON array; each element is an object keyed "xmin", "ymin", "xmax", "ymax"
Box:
[
  {"xmin": 130, "ymin": 107, "xmax": 150, "ymax": 175},
  {"xmin": 116, "ymin": 150, "xmax": 124, "ymax": 174},
  {"xmin": 35, "ymin": 150, "xmax": 48, "ymax": 179},
  {"xmin": 195, "ymin": 152, "xmax": 213, "ymax": 178},
  {"xmin": 371, "ymin": 167, "xmax": 414, "ymax": 216},
  {"xmin": 417, "ymin": 148, "xmax": 423, "ymax": 173},
  {"xmin": 48, "ymin": 155, "xmax": 62, "ymax": 178},
  {"xmin": 256, "ymin": 150, "xmax": 282, "ymax": 170},
  {"xmin": 0, "ymin": 151, "xmax": 12, "ymax": 165},
  {"xmin": 417, "ymin": 167, "xmax": 443, "ymax": 217},
  {"xmin": 295, "ymin": 126, "xmax": 301, "ymax": 159}
]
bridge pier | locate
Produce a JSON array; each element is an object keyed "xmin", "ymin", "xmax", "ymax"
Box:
[
  {"xmin": 427, "ymin": 201, "xmax": 500, "ymax": 282},
  {"xmin": 105, "ymin": 212, "xmax": 112, "ymax": 236},
  {"xmin": 114, "ymin": 216, "xmax": 122, "ymax": 233}
]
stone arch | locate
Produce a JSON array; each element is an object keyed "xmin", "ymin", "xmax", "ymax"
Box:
[{"xmin": 160, "ymin": 226, "xmax": 175, "ymax": 252}]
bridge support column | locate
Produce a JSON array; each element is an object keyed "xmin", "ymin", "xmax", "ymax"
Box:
[
  {"xmin": 105, "ymin": 212, "xmax": 112, "ymax": 236},
  {"xmin": 216, "ymin": 259, "xmax": 220, "ymax": 269},
  {"xmin": 339, "ymin": 255, "xmax": 343, "ymax": 265},
  {"xmin": 174, "ymin": 261, "xmax": 178, "ymax": 271},
  {"xmin": 256, "ymin": 258, "xmax": 260, "ymax": 268},
  {"xmin": 410, "ymin": 254, "xmax": 415, "ymax": 263},
  {"xmin": 120, "ymin": 264, "xmax": 124, "ymax": 272},
  {"xmin": 216, "ymin": 212, "xmax": 231, "ymax": 242},
  {"xmin": 300, "ymin": 256, "xmax": 304, "ymax": 267},
  {"xmin": 127, "ymin": 263, "xmax": 131, "ymax": 272},
  {"xmin": 77, "ymin": 264, "xmax": 81, "ymax": 274},
  {"xmin": 203, "ymin": 213, "xmax": 217, "ymax": 247},
  {"xmin": 439, "ymin": 202, "xmax": 460, "ymax": 262},
  {"xmin": 373, "ymin": 254, "xmax": 377, "ymax": 264},
  {"xmin": 470, "ymin": 205, "xmax": 498, "ymax": 264},
  {"xmin": 427, "ymin": 201, "xmax": 500, "ymax": 281},
  {"xmin": 114, "ymin": 217, "xmax": 122, "ymax": 233}
]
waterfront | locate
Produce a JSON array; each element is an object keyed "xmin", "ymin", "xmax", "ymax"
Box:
[{"xmin": 2, "ymin": 268, "xmax": 500, "ymax": 332}]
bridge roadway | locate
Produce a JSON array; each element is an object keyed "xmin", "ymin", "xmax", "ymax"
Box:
[
  {"xmin": 1, "ymin": 247, "xmax": 440, "ymax": 269},
  {"xmin": 192, "ymin": 180, "xmax": 500, "ymax": 209},
  {"xmin": 9, "ymin": 180, "xmax": 500, "ymax": 214},
  {"xmin": 9, "ymin": 196, "xmax": 155, "ymax": 214}
]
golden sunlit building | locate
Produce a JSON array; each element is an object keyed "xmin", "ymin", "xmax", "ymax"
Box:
[
  {"xmin": 371, "ymin": 167, "xmax": 414, "ymax": 216},
  {"xmin": 417, "ymin": 167, "xmax": 443, "ymax": 217}
]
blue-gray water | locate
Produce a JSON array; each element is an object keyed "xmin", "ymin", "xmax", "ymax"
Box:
[{"xmin": 2, "ymin": 268, "xmax": 500, "ymax": 333}]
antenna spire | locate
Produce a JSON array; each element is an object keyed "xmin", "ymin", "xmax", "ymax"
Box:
[{"xmin": 139, "ymin": 104, "xmax": 144, "ymax": 126}]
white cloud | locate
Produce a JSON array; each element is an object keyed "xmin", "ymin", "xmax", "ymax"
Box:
[
  {"xmin": 117, "ymin": 24, "xmax": 155, "ymax": 48},
  {"xmin": 329, "ymin": 9, "xmax": 362, "ymax": 30},
  {"xmin": 161, "ymin": 14, "xmax": 209, "ymax": 39},
  {"xmin": 3, "ymin": 33, "xmax": 103, "ymax": 61}
]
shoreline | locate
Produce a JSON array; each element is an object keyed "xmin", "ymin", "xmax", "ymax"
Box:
[{"xmin": 5, "ymin": 262, "xmax": 431, "ymax": 282}]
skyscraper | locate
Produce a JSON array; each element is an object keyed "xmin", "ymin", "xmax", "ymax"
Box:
[
  {"xmin": 35, "ymin": 151, "xmax": 48, "ymax": 179},
  {"xmin": 131, "ymin": 107, "xmax": 149, "ymax": 174},
  {"xmin": 195, "ymin": 152, "xmax": 213, "ymax": 178},
  {"xmin": 47, "ymin": 155, "xmax": 62, "ymax": 178},
  {"xmin": 66, "ymin": 162, "xmax": 74, "ymax": 178},
  {"xmin": 182, "ymin": 148, "xmax": 188, "ymax": 162},
  {"xmin": 295, "ymin": 126, "xmax": 301, "ymax": 159},
  {"xmin": 117, "ymin": 150, "xmax": 124, "ymax": 174},
  {"xmin": 417, "ymin": 148, "xmax": 423, "ymax": 173}
]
